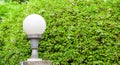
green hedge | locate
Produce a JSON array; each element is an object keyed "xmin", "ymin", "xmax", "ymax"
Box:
[{"xmin": 0, "ymin": 0, "xmax": 120, "ymax": 65}]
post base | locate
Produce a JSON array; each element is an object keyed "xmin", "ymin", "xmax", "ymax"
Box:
[
  {"xmin": 20, "ymin": 60, "xmax": 52, "ymax": 65},
  {"xmin": 27, "ymin": 58, "xmax": 42, "ymax": 61}
]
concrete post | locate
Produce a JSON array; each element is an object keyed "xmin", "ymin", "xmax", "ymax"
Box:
[{"xmin": 20, "ymin": 60, "xmax": 52, "ymax": 65}]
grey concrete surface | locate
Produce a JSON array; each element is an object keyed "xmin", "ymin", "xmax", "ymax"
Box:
[{"xmin": 20, "ymin": 60, "xmax": 52, "ymax": 65}]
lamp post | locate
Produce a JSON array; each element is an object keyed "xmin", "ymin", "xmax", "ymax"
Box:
[{"xmin": 21, "ymin": 14, "xmax": 52, "ymax": 65}]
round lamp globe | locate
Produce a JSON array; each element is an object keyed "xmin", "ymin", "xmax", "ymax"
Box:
[{"xmin": 23, "ymin": 14, "xmax": 46, "ymax": 35}]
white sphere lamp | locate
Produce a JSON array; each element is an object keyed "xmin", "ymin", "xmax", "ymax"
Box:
[{"xmin": 23, "ymin": 14, "xmax": 46, "ymax": 61}]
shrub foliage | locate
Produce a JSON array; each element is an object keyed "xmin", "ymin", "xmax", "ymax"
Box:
[{"xmin": 0, "ymin": 0, "xmax": 120, "ymax": 65}]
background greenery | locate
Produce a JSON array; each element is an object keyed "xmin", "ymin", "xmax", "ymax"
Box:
[{"xmin": 0, "ymin": 0, "xmax": 120, "ymax": 65}]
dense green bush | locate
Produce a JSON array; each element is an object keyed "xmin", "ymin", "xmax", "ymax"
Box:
[{"xmin": 0, "ymin": 0, "xmax": 120, "ymax": 65}]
